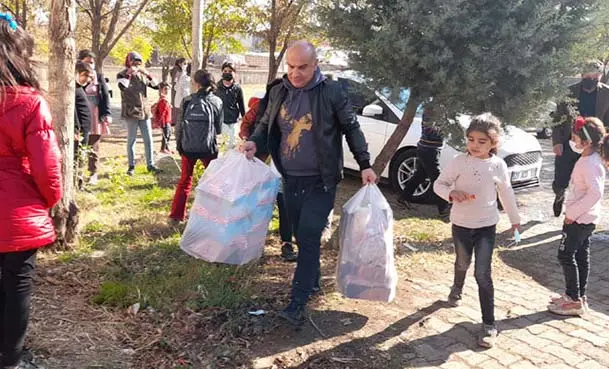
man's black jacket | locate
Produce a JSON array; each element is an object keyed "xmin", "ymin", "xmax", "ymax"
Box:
[{"xmin": 249, "ymin": 77, "xmax": 371, "ymax": 188}]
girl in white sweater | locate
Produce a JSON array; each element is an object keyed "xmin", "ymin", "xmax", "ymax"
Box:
[{"xmin": 434, "ymin": 113, "xmax": 521, "ymax": 349}]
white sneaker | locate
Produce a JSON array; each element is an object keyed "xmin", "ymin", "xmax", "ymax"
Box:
[{"xmin": 88, "ymin": 174, "xmax": 98, "ymax": 186}]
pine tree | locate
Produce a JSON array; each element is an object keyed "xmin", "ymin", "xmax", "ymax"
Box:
[{"xmin": 322, "ymin": 0, "xmax": 601, "ymax": 173}]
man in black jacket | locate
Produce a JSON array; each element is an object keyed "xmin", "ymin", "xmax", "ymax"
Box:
[
  {"xmin": 216, "ymin": 61, "xmax": 245, "ymax": 149},
  {"xmin": 551, "ymin": 60, "xmax": 609, "ymax": 216},
  {"xmin": 242, "ymin": 41, "xmax": 377, "ymax": 326}
]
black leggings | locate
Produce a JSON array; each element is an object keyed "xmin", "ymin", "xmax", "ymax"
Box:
[{"xmin": 0, "ymin": 249, "xmax": 37, "ymax": 368}]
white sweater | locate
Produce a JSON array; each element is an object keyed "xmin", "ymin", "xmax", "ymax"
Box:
[{"xmin": 434, "ymin": 153, "xmax": 520, "ymax": 229}]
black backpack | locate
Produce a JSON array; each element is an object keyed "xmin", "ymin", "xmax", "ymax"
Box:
[{"xmin": 181, "ymin": 95, "xmax": 217, "ymax": 155}]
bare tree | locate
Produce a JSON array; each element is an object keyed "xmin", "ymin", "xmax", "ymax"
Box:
[
  {"xmin": 48, "ymin": 0, "xmax": 79, "ymax": 248},
  {"xmin": 76, "ymin": 0, "xmax": 151, "ymax": 71},
  {"xmin": 264, "ymin": 0, "xmax": 307, "ymax": 83}
]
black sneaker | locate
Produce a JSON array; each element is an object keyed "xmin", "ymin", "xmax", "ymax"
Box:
[
  {"xmin": 553, "ymin": 193, "xmax": 565, "ymax": 217},
  {"xmin": 279, "ymin": 300, "xmax": 307, "ymax": 326},
  {"xmin": 478, "ymin": 323, "xmax": 498, "ymax": 348},
  {"xmin": 447, "ymin": 286, "xmax": 462, "ymax": 307},
  {"xmin": 280, "ymin": 242, "xmax": 297, "ymax": 262},
  {"xmin": 126, "ymin": 167, "xmax": 135, "ymax": 176},
  {"xmin": 147, "ymin": 165, "xmax": 162, "ymax": 174}
]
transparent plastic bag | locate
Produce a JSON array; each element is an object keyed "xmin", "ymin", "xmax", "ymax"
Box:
[
  {"xmin": 337, "ymin": 184, "xmax": 397, "ymax": 302},
  {"xmin": 180, "ymin": 150, "xmax": 280, "ymax": 265}
]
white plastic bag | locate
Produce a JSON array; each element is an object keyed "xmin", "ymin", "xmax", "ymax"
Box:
[
  {"xmin": 180, "ymin": 150, "xmax": 280, "ymax": 265},
  {"xmin": 337, "ymin": 184, "xmax": 397, "ymax": 302}
]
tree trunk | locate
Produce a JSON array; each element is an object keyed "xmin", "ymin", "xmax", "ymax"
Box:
[
  {"xmin": 21, "ymin": 0, "xmax": 28, "ymax": 30},
  {"xmin": 49, "ymin": 0, "xmax": 79, "ymax": 248},
  {"xmin": 372, "ymin": 91, "xmax": 421, "ymax": 175},
  {"xmin": 268, "ymin": 42, "xmax": 277, "ymax": 84},
  {"xmin": 191, "ymin": 0, "xmax": 203, "ymax": 89}
]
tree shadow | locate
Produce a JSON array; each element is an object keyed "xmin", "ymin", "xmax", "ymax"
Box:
[
  {"xmin": 280, "ymin": 301, "xmax": 570, "ymax": 368},
  {"xmin": 499, "ymin": 230, "xmax": 609, "ymax": 317}
]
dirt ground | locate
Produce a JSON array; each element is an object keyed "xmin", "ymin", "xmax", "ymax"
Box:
[{"xmin": 24, "ymin": 89, "xmax": 609, "ymax": 369}]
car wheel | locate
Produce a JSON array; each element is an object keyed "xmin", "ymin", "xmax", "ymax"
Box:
[
  {"xmin": 389, "ymin": 148, "xmax": 432, "ymax": 202},
  {"xmin": 537, "ymin": 127, "xmax": 552, "ymax": 139}
]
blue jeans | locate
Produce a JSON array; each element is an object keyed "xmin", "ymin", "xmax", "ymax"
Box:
[
  {"xmin": 284, "ymin": 176, "xmax": 336, "ymax": 305},
  {"xmin": 452, "ymin": 224, "xmax": 496, "ymax": 325},
  {"xmin": 126, "ymin": 119, "xmax": 154, "ymax": 168}
]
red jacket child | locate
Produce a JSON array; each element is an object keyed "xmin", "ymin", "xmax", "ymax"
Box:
[
  {"xmin": 152, "ymin": 96, "xmax": 172, "ymax": 129},
  {"xmin": 0, "ymin": 86, "xmax": 63, "ymax": 251}
]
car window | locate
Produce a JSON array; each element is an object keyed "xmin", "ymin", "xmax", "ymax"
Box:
[
  {"xmin": 338, "ymin": 77, "xmax": 400, "ymax": 123},
  {"xmin": 379, "ymin": 87, "xmax": 424, "ymax": 119},
  {"xmin": 337, "ymin": 78, "xmax": 377, "ymax": 114}
]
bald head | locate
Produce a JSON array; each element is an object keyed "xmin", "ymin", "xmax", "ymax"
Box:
[{"xmin": 286, "ymin": 40, "xmax": 319, "ymax": 88}]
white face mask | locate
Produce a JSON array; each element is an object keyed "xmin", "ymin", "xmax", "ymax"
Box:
[{"xmin": 569, "ymin": 140, "xmax": 585, "ymax": 154}]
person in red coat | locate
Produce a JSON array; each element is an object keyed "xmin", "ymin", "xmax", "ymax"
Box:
[
  {"xmin": 0, "ymin": 14, "xmax": 63, "ymax": 369},
  {"xmin": 152, "ymin": 82, "xmax": 173, "ymax": 154}
]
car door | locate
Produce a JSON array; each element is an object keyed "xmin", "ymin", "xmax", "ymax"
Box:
[{"xmin": 337, "ymin": 78, "xmax": 388, "ymax": 170}]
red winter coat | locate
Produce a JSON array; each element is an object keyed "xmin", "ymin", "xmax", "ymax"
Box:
[{"xmin": 0, "ymin": 86, "xmax": 63, "ymax": 252}]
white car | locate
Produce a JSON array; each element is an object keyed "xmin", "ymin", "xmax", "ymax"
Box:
[{"xmin": 337, "ymin": 76, "xmax": 543, "ymax": 201}]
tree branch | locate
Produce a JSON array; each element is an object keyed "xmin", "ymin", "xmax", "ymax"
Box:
[
  {"xmin": 0, "ymin": 3, "xmax": 17, "ymax": 16},
  {"xmin": 181, "ymin": 34, "xmax": 192, "ymax": 59},
  {"xmin": 103, "ymin": 0, "xmax": 151, "ymax": 56},
  {"xmin": 75, "ymin": 0, "xmax": 94, "ymax": 20}
]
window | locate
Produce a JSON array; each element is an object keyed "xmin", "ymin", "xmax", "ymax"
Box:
[{"xmin": 337, "ymin": 78, "xmax": 378, "ymax": 115}]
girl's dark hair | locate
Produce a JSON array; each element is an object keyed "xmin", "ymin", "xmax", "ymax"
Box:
[
  {"xmin": 0, "ymin": 20, "xmax": 39, "ymax": 90},
  {"xmin": 574, "ymin": 117, "xmax": 606, "ymax": 150},
  {"xmin": 186, "ymin": 63, "xmax": 192, "ymax": 75},
  {"xmin": 193, "ymin": 70, "xmax": 216, "ymax": 92},
  {"xmin": 601, "ymin": 135, "xmax": 609, "ymax": 163},
  {"xmin": 158, "ymin": 82, "xmax": 170, "ymax": 90},
  {"xmin": 175, "ymin": 57, "xmax": 186, "ymax": 67},
  {"xmin": 75, "ymin": 61, "xmax": 94, "ymax": 75},
  {"xmin": 466, "ymin": 113, "xmax": 503, "ymax": 155}
]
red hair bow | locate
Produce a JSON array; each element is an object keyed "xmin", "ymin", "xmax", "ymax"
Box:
[{"xmin": 574, "ymin": 116, "xmax": 586, "ymax": 132}]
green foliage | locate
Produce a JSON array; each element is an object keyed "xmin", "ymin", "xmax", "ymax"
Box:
[
  {"xmin": 109, "ymin": 34, "xmax": 155, "ymax": 63},
  {"xmin": 321, "ymin": 0, "xmax": 602, "ymax": 125},
  {"xmin": 150, "ymin": 0, "xmax": 250, "ymax": 60}
]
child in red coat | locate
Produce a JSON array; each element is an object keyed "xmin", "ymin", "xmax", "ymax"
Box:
[{"xmin": 152, "ymin": 82, "xmax": 173, "ymax": 154}]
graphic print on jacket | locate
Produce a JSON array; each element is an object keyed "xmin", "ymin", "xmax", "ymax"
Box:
[{"xmin": 277, "ymin": 69, "xmax": 326, "ymax": 176}]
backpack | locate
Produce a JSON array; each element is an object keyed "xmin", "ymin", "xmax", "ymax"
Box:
[{"xmin": 180, "ymin": 95, "xmax": 217, "ymax": 155}]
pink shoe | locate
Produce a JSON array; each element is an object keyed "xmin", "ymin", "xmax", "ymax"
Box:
[{"xmin": 548, "ymin": 295, "xmax": 584, "ymax": 316}]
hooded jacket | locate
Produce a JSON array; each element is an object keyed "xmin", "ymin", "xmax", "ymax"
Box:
[
  {"xmin": 249, "ymin": 69, "xmax": 371, "ymax": 188},
  {"xmin": 0, "ymin": 86, "xmax": 63, "ymax": 251}
]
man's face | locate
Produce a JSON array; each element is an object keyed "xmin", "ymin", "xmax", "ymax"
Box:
[
  {"xmin": 83, "ymin": 56, "xmax": 95, "ymax": 66},
  {"xmin": 133, "ymin": 60, "xmax": 142, "ymax": 68},
  {"xmin": 286, "ymin": 49, "xmax": 318, "ymax": 88}
]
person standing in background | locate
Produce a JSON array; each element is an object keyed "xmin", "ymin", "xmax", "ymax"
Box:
[
  {"xmin": 551, "ymin": 60, "xmax": 609, "ymax": 217},
  {"xmin": 216, "ymin": 61, "xmax": 245, "ymax": 149},
  {"xmin": 170, "ymin": 57, "xmax": 187, "ymax": 125},
  {"xmin": 77, "ymin": 49, "xmax": 112, "ymax": 186},
  {"xmin": 117, "ymin": 51, "xmax": 162, "ymax": 176}
]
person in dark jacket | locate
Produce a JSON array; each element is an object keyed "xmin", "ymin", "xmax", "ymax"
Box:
[
  {"xmin": 170, "ymin": 70, "xmax": 223, "ymax": 223},
  {"xmin": 242, "ymin": 41, "xmax": 377, "ymax": 326},
  {"xmin": 0, "ymin": 14, "xmax": 63, "ymax": 369},
  {"xmin": 77, "ymin": 49, "xmax": 112, "ymax": 186},
  {"xmin": 397, "ymin": 105, "xmax": 450, "ymax": 216},
  {"xmin": 551, "ymin": 60, "xmax": 609, "ymax": 217},
  {"xmin": 117, "ymin": 51, "xmax": 161, "ymax": 175},
  {"xmin": 75, "ymin": 61, "xmax": 94, "ymax": 190},
  {"xmin": 215, "ymin": 61, "xmax": 245, "ymax": 149}
]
